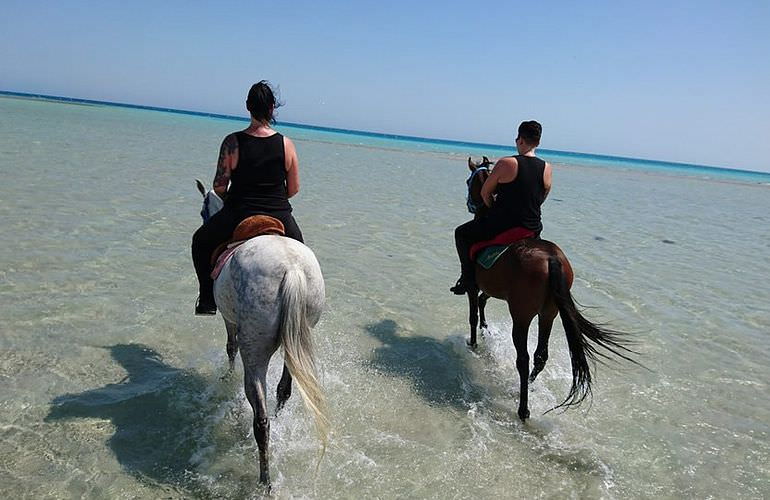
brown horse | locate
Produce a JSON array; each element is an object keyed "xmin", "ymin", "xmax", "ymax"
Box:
[{"xmin": 461, "ymin": 157, "xmax": 637, "ymax": 420}]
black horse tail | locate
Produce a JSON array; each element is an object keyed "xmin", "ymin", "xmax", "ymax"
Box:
[{"xmin": 547, "ymin": 255, "xmax": 639, "ymax": 412}]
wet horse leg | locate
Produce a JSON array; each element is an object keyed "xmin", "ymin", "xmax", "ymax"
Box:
[
  {"xmin": 466, "ymin": 285, "xmax": 480, "ymax": 347},
  {"xmin": 243, "ymin": 363, "xmax": 271, "ymax": 485},
  {"xmin": 511, "ymin": 314, "xmax": 534, "ymax": 420},
  {"xmin": 224, "ymin": 320, "xmax": 238, "ymax": 373},
  {"xmin": 478, "ymin": 292, "xmax": 489, "ymax": 330},
  {"xmin": 276, "ymin": 363, "xmax": 292, "ymax": 413},
  {"xmin": 530, "ymin": 307, "xmax": 558, "ymax": 382}
]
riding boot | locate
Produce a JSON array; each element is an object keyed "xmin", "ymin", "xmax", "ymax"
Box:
[
  {"xmin": 193, "ymin": 214, "xmax": 234, "ymax": 316},
  {"xmin": 450, "ymin": 266, "xmax": 477, "ymax": 295},
  {"xmin": 195, "ymin": 277, "xmax": 217, "ymax": 315},
  {"xmin": 450, "ymin": 251, "xmax": 477, "ymax": 295},
  {"xmin": 452, "ymin": 222, "xmax": 479, "ymax": 295}
]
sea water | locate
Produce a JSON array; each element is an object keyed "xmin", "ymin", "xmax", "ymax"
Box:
[{"xmin": 1, "ymin": 95, "xmax": 768, "ymax": 499}]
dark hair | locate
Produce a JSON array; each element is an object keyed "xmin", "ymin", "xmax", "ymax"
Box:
[
  {"xmin": 518, "ymin": 120, "xmax": 542, "ymax": 146},
  {"xmin": 246, "ymin": 80, "xmax": 281, "ymax": 123}
]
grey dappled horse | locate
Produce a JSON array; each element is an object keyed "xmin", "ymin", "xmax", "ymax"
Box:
[{"xmin": 196, "ymin": 180, "xmax": 329, "ymax": 486}]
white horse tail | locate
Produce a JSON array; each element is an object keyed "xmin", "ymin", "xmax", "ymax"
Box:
[{"xmin": 279, "ymin": 266, "xmax": 330, "ymax": 450}]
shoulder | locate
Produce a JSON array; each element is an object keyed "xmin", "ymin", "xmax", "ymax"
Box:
[
  {"xmin": 283, "ymin": 135, "xmax": 297, "ymax": 153},
  {"xmin": 222, "ymin": 133, "xmax": 239, "ymax": 149},
  {"xmin": 497, "ymin": 156, "xmax": 518, "ymax": 167},
  {"xmin": 543, "ymin": 162, "xmax": 553, "ymax": 185},
  {"xmin": 493, "ymin": 156, "xmax": 518, "ymax": 174}
]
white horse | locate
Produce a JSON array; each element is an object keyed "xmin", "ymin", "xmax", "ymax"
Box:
[{"xmin": 195, "ymin": 180, "xmax": 329, "ymax": 485}]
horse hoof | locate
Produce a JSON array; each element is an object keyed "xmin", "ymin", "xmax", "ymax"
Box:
[
  {"xmin": 466, "ymin": 339, "xmax": 477, "ymax": 349},
  {"xmin": 518, "ymin": 409, "xmax": 530, "ymax": 421}
]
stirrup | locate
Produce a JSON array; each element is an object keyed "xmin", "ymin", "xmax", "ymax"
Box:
[{"xmin": 195, "ymin": 296, "xmax": 217, "ymax": 315}]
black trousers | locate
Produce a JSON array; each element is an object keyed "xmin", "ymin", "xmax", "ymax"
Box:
[
  {"xmin": 454, "ymin": 218, "xmax": 497, "ymax": 281},
  {"xmin": 191, "ymin": 206, "xmax": 304, "ymax": 301}
]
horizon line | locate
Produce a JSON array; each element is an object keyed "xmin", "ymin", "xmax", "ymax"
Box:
[{"xmin": 2, "ymin": 89, "xmax": 768, "ymax": 178}]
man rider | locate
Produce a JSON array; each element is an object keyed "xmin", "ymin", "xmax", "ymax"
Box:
[{"xmin": 451, "ymin": 120, "xmax": 552, "ymax": 295}]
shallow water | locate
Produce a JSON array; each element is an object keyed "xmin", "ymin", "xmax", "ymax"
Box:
[{"xmin": 1, "ymin": 96, "xmax": 769, "ymax": 499}]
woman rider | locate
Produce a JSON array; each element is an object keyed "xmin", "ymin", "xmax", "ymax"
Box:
[
  {"xmin": 451, "ymin": 120, "xmax": 553, "ymax": 295},
  {"xmin": 192, "ymin": 81, "xmax": 303, "ymax": 315}
]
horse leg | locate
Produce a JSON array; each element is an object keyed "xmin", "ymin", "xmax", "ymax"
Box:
[
  {"xmin": 478, "ymin": 292, "xmax": 489, "ymax": 330},
  {"xmin": 243, "ymin": 362, "xmax": 271, "ymax": 485},
  {"xmin": 224, "ymin": 319, "xmax": 238, "ymax": 373},
  {"xmin": 530, "ymin": 307, "xmax": 558, "ymax": 383},
  {"xmin": 467, "ymin": 285, "xmax": 480, "ymax": 348},
  {"xmin": 511, "ymin": 316, "xmax": 534, "ymax": 421},
  {"xmin": 276, "ymin": 363, "xmax": 292, "ymax": 413}
]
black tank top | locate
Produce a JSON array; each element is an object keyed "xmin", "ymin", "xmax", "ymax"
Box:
[
  {"xmin": 226, "ymin": 132, "xmax": 291, "ymax": 216},
  {"xmin": 488, "ymin": 155, "xmax": 546, "ymax": 234}
]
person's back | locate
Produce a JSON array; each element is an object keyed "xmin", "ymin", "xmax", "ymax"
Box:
[
  {"xmin": 487, "ymin": 154, "xmax": 547, "ymax": 235},
  {"xmin": 227, "ymin": 131, "xmax": 292, "ymax": 217}
]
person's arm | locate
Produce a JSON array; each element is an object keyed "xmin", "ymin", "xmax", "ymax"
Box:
[
  {"xmin": 481, "ymin": 157, "xmax": 518, "ymax": 207},
  {"xmin": 284, "ymin": 136, "xmax": 300, "ymax": 198},
  {"xmin": 213, "ymin": 134, "xmax": 238, "ymax": 198},
  {"xmin": 543, "ymin": 162, "xmax": 553, "ymax": 200}
]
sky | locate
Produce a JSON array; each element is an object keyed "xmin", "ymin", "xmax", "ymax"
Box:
[{"xmin": 1, "ymin": 0, "xmax": 769, "ymax": 172}]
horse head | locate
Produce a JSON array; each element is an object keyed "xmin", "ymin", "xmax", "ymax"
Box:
[
  {"xmin": 196, "ymin": 179, "xmax": 224, "ymax": 223},
  {"xmin": 466, "ymin": 156, "xmax": 493, "ymax": 216}
]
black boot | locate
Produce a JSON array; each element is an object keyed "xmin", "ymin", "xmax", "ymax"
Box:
[
  {"xmin": 195, "ymin": 294, "xmax": 217, "ymax": 315},
  {"xmin": 449, "ymin": 273, "xmax": 476, "ymax": 295},
  {"xmin": 450, "ymin": 277, "xmax": 468, "ymax": 295}
]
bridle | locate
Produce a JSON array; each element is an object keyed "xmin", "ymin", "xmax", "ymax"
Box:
[
  {"xmin": 200, "ymin": 190, "xmax": 224, "ymax": 223},
  {"xmin": 466, "ymin": 166, "xmax": 490, "ymax": 214}
]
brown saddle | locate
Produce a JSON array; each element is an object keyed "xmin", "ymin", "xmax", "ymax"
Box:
[{"xmin": 210, "ymin": 215, "xmax": 285, "ymax": 267}]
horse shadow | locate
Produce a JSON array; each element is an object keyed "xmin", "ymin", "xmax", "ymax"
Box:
[
  {"xmin": 365, "ymin": 319, "xmax": 486, "ymax": 410},
  {"xmin": 45, "ymin": 344, "xmax": 222, "ymax": 494}
]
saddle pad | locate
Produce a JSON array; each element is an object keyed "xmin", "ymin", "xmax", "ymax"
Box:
[
  {"xmin": 469, "ymin": 226, "xmax": 535, "ymax": 261},
  {"xmin": 476, "ymin": 245, "xmax": 511, "ymax": 270},
  {"xmin": 211, "ymin": 242, "xmax": 242, "ymax": 280}
]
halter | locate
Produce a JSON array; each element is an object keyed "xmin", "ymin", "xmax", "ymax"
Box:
[{"xmin": 466, "ymin": 166, "xmax": 490, "ymax": 214}]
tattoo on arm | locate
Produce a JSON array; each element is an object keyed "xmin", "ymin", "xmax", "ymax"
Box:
[{"xmin": 213, "ymin": 134, "xmax": 238, "ymax": 191}]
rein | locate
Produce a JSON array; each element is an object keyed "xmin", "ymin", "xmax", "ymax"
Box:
[{"xmin": 466, "ymin": 166, "xmax": 489, "ymax": 214}]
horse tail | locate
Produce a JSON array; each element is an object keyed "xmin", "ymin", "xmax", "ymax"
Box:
[
  {"xmin": 279, "ymin": 266, "xmax": 330, "ymax": 451},
  {"xmin": 547, "ymin": 255, "xmax": 638, "ymax": 412}
]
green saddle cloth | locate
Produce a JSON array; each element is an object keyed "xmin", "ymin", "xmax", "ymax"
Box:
[{"xmin": 476, "ymin": 245, "xmax": 511, "ymax": 270}]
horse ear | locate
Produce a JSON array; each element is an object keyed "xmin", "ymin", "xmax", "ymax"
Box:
[
  {"xmin": 482, "ymin": 156, "xmax": 490, "ymax": 165},
  {"xmin": 196, "ymin": 179, "xmax": 206, "ymax": 197},
  {"xmin": 468, "ymin": 157, "xmax": 478, "ymax": 172}
]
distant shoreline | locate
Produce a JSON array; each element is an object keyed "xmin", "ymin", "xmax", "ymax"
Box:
[{"xmin": 2, "ymin": 89, "xmax": 769, "ymax": 182}]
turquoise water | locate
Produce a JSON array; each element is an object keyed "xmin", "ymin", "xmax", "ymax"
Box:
[
  {"xmin": 1, "ymin": 95, "xmax": 769, "ymax": 499},
  {"xmin": 4, "ymin": 90, "xmax": 769, "ymax": 183}
]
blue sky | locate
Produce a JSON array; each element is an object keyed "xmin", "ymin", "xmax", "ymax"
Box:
[{"xmin": 2, "ymin": 0, "xmax": 769, "ymax": 172}]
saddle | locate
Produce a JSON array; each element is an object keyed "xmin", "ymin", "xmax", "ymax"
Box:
[
  {"xmin": 210, "ymin": 215, "xmax": 285, "ymax": 279},
  {"xmin": 470, "ymin": 226, "xmax": 535, "ymax": 270}
]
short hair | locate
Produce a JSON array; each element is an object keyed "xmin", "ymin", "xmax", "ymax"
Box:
[
  {"xmin": 246, "ymin": 81, "xmax": 281, "ymax": 123},
  {"xmin": 518, "ymin": 120, "xmax": 542, "ymax": 146}
]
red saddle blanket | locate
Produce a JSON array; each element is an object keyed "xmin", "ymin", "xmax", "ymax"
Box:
[
  {"xmin": 469, "ymin": 226, "xmax": 535, "ymax": 261},
  {"xmin": 210, "ymin": 215, "xmax": 285, "ymax": 279}
]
